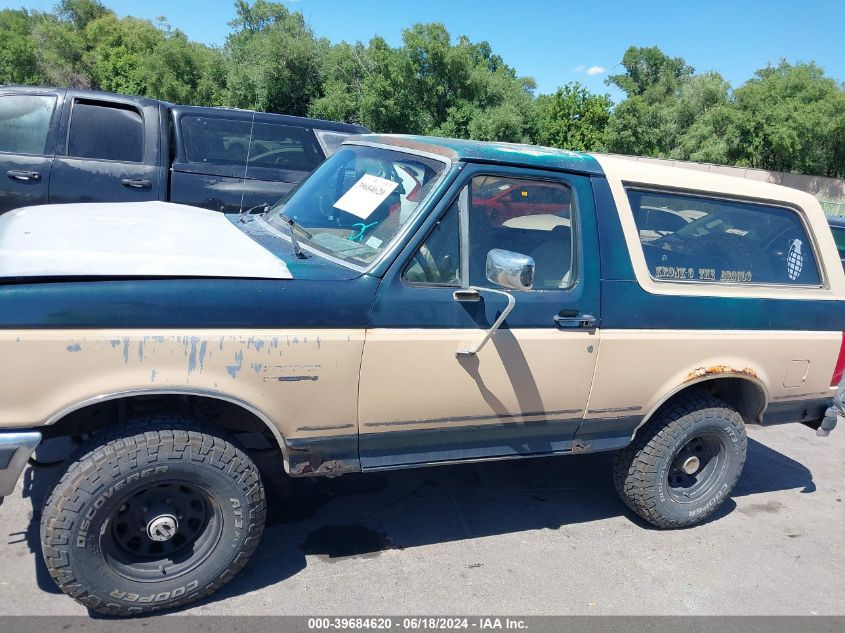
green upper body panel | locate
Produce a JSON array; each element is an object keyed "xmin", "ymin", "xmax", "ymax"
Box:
[{"xmin": 353, "ymin": 134, "xmax": 605, "ymax": 175}]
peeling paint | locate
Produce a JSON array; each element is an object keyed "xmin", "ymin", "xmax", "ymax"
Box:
[
  {"xmin": 66, "ymin": 343, "xmax": 81, "ymax": 352},
  {"xmin": 251, "ymin": 362, "xmax": 264, "ymax": 374},
  {"xmin": 686, "ymin": 365, "xmax": 758, "ymax": 382},
  {"xmin": 187, "ymin": 339, "xmax": 198, "ymax": 374},
  {"xmin": 226, "ymin": 350, "xmax": 244, "ymax": 379},
  {"xmin": 109, "ymin": 339, "xmax": 121, "ymax": 348},
  {"xmin": 150, "ymin": 369, "xmax": 157, "ymax": 382},
  {"xmin": 137, "ymin": 339, "xmax": 145, "ymax": 361},
  {"xmin": 198, "ymin": 341, "xmax": 208, "ymax": 370},
  {"xmin": 122, "ymin": 337, "xmax": 130, "ymax": 364}
]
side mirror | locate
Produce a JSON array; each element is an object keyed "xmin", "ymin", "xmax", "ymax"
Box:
[
  {"xmin": 455, "ymin": 250, "xmax": 534, "ymax": 357},
  {"xmin": 485, "ymin": 248, "xmax": 535, "ymax": 291}
]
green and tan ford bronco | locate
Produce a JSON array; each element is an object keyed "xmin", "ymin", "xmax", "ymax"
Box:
[{"xmin": 0, "ymin": 135, "xmax": 843, "ymax": 615}]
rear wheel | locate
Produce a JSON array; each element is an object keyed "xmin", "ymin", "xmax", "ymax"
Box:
[
  {"xmin": 40, "ymin": 419, "xmax": 265, "ymax": 616},
  {"xmin": 613, "ymin": 394, "xmax": 747, "ymax": 528}
]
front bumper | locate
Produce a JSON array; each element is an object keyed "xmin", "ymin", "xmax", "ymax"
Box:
[
  {"xmin": 818, "ymin": 381, "xmax": 845, "ymax": 437},
  {"xmin": 0, "ymin": 431, "xmax": 41, "ymax": 497}
]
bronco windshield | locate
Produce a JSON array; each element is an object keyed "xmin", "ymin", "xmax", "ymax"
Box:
[{"xmin": 264, "ymin": 145, "xmax": 448, "ymax": 266}]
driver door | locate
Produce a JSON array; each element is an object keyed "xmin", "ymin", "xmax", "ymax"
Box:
[{"xmin": 358, "ymin": 165, "xmax": 601, "ymax": 469}]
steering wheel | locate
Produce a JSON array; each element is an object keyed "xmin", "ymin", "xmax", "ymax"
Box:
[{"xmin": 411, "ymin": 244, "xmax": 441, "ymax": 282}]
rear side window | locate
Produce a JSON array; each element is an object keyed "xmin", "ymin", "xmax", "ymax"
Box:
[
  {"xmin": 627, "ymin": 189, "xmax": 821, "ymax": 286},
  {"xmin": 67, "ymin": 101, "xmax": 143, "ymax": 162},
  {"xmin": 0, "ymin": 95, "xmax": 56, "ymax": 155},
  {"xmin": 247, "ymin": 122, "xmax": 321, "ymax": 172},
  {"xmin": 181, "ymin": 116, "xmax": 252, "ymax": 166},
  {"xmin": 181, "ymin": 116, "xmax": 321, "ymax": 172}
]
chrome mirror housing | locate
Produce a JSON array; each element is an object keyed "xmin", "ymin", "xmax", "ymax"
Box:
[{"xmin": 485, "ymin": 248, "xmax": 535, "ymax": 291}]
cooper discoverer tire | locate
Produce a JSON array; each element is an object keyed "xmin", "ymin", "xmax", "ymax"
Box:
[
  {"xmin": 40, "ymin": 419, "xmax": 265, "ymax": 616},
  {"xmin": 612, "ymin": 394, "xmax": 747, "ymax": 529}
]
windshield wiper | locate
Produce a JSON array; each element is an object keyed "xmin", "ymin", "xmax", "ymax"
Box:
[{"xmin": 278, "ymin": 213, "xmax": 312, "ymax": 259}]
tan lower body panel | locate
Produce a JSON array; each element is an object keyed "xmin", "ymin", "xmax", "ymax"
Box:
[
  {"xmin": 0, "ymin": 330, "xmax": 365, "ymax": 443},
  {"xmin": 0, "ymin": 327, "xmax": 836, "ymax": 472},
  {"xmin": 584, "ymin": 329, "xmax": 841, "ymax": 429}
]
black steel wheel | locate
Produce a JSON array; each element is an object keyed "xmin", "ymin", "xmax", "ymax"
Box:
[
  {"xmin": 613, "ymin": 394, "xmax": 747, "ymax": 528},
  {"xmin": 41, "ymin": 419, "xmax": 266, "ymax": 616},
  {"xmin": 665, "ymin": 432, "xmax": 728, "ymax": 503},
  {"xmin": 103, "ymin": 480, "xmax": 222, "ymax": 582}
]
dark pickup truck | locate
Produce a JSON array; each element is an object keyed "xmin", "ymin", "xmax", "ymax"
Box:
[{"xmin": 0, "ymin": 86, "xmax": 368, "ymax": 214}]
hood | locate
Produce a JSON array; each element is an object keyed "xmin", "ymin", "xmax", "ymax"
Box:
[{"xmin": 0, "ymin": 201, "xmax": 292, "ymax": 280}]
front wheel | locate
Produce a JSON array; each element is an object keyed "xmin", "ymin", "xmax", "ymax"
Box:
[
  {"xmin": 40, "ymin": 420, "xmax": 265, "ymax": 616},
  {"xmin": 613, "ymin": 394, "xmax": 747, "ymax": 529}
]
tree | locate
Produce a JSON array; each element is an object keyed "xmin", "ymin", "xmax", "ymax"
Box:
[
  {"xmin": 0, "ymin": 9, "xmax": 46, "ymax": 85},
  {"xmin": 728, "ymin": 61, "xmax": 845, "ymax": 177},
  {"xmin": 224, "ymin": 0, "xmax": 324, "ymax": 114},
  {"xmin": 607, "ymin": 45, "xmax": 693, "ymax": 102},
  {"xmin": 534, "ymin": 83, "xmax": 611, "ymax": 151}
]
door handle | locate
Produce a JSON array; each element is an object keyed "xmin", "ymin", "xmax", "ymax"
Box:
[
  {"xmin": 453, "ymin": 288, "xmax": 481, "ymax": 302},
  {"xmin": 121, "ymin": 178, "xmax": 152, "ymax": 189},
  {"xmin": 554, "ymin": 314, "xmax": 597, "ymax": 329},
  {"xmin": 7, "ymin": 170, "xmax": 41, "ymax": 182}
]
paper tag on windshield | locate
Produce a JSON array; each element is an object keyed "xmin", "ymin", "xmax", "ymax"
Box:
[{"xmin": 333, "ymin": 174, "xmax": 398, "ymax": 219}]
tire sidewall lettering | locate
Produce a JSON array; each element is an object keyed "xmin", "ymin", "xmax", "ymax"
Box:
[{"xmin": 76, "ymin": 466, "xmax": 169, "ymax": 548}]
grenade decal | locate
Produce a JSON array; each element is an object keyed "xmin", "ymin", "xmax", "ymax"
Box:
[{"xmin": 786, "ymin": 238, "xmax": 804, "ymax": 281}]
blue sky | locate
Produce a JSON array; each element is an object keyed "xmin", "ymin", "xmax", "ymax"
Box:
[{"xmin": 5, "ymin": 0, "xmax": 844, "ymax": 99}]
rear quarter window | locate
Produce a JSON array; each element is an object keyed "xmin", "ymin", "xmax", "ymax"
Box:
[
  {"xmin": 180, "ymin": 116, "xmax": 321, "ymax": 172},
  {"xmin": 627, "ymin": 189, "xmax": 821, "ymax": 286}
]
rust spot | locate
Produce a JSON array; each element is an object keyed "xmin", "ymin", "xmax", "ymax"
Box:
[
  {"xmin": 571, "ymin": 440, "xmax": 590, "ymax": 454},
  {"xmin": 686, "ymin": 365, "xmax": 758, "ymax": 382},
  {"xmin": 289, "ymin": 453, "xmax": 358, "ymax": 477}
]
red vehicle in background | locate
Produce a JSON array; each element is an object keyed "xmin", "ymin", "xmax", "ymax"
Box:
[{"xmin": 471, "ymin": 177, "xmax": 571, "ymax": 226}]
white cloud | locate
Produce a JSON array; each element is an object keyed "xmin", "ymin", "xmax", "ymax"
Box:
[{"xmin": 586, "ymin": 65, "xmax": 607, "ymax": 76}]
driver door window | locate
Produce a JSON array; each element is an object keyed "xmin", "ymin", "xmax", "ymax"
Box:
[
  {"xmin": 403, "ymin": 176, "xmax": 576, "ymax": 290},
  {"xmin": 469, "ymin": 175, "xmax": 574, "ymax": 290}
]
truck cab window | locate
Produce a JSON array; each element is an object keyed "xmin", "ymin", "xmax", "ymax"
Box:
[
  {"xmin": 67, "ymin": 101, "xmax": 143, "ymax": 162},
  {"xmin": 0, "ymin": 95, "xmax": 56, "ymax": 156},
  {"xmin": 468, "ymin": 175, "xmax": 575, "ymax": 290}
]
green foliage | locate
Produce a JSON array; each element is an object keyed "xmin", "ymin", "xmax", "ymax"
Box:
[
  {"xmin": 534, "ymin": 83, "xmax": 611, "ymax": 151},
  {"xmin": 607, "ymin": 46, "xmax": 693, "ymax": 102},
  {"xmin": 0, "ymin": 9, "xmax": 46, "ymax": 85},
  {"xmin": 1, "ymin": 3, "xmax": 843, "ymax": 178},
  {"xmin": 728, "ymin": 62, "xmax": 845, "ymax": 177},
  {"xmin": 224, "ymin": 0, "xmax": 324, "ymax": 115},
  {"xmin": 311, "ymin": 24, "xmax": 536, "ymax": 142}
]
